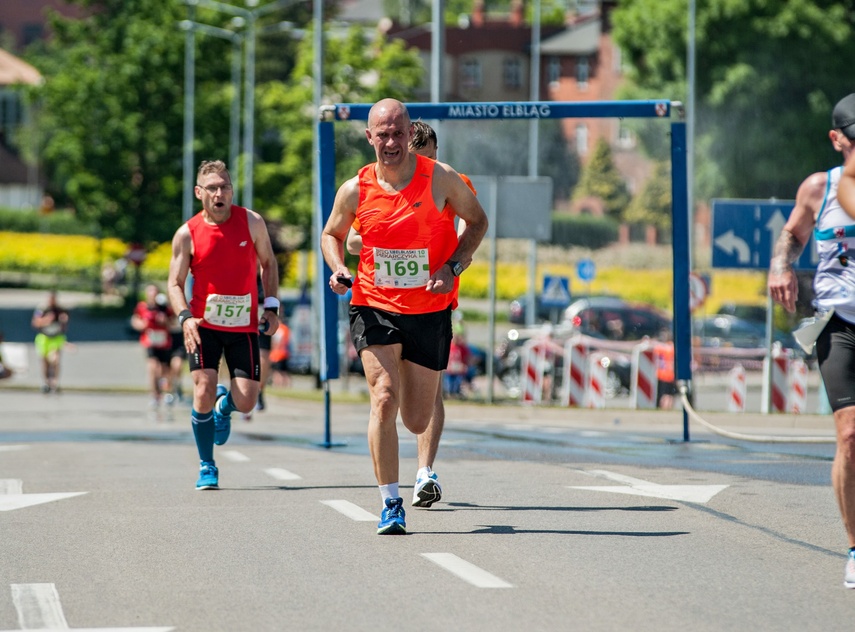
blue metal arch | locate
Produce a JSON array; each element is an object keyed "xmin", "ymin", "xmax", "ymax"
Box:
[{"xmin": 316, "ymin": 100, "xmax": 692, "ymax": 442}]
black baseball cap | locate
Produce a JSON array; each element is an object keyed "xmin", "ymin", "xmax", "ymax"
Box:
[{"xmin": 833, "ymin": 94, "xmax": 855, "ymax": 139}]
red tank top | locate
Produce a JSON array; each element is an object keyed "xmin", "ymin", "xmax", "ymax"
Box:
[
  {"xmin": 188, "ymin": 205, "xmax": 258, "ymax": 332},
  {"xmin": 351, "ymin": 155, "xmax": 459, "ymax": 314}
]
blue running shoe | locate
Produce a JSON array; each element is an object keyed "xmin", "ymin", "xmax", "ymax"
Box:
[
  {"xmin": 196, "ymin": 461, "xmax": 219, "ymax": 490},
  {"xmin": 213, "ymin": 384, "xmax": 231, "ymax": 446},
  {"xmin": 377, "ymin": 497, "xmax": 406, "ymax": 535}
]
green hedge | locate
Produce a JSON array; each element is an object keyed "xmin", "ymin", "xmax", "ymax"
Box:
[
  {"xmin": 0, "ymin": 208, "xmax": 98, "ymax": 235},
  {"xmin": 550, "ymin": 214, "xmax": 619, "ymax": 249}
]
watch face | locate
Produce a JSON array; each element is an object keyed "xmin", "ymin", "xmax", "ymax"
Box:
[{"xmin": 453, "ymin": 262, "xmax": 463, "ymax": 276}]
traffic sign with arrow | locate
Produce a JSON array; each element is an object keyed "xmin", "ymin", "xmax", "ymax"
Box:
[{"xmin": 711, "ymin": 199, "xmax": 817, "ymax": 270}]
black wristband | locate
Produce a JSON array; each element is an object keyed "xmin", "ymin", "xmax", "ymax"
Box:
[{"xmin": 178, "ymin": 310, "xmax": 193, "ymax": 327}]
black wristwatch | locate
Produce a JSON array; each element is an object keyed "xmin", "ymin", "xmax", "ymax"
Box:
[
  {"xmin": 178, "ymin": 309, "xmax": 193, "ymax": 327},
  {"xmin": 446, "ymin": 260, "xmax": 464, "ymax": 277}
]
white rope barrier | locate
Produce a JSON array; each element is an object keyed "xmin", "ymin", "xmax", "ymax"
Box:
[{"xmin": 678, "ymin": 384, "xmax": 836, "ymax": 444}]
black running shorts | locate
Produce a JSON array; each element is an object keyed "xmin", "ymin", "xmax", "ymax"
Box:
[
  {"xmin": 349, "ymin": 305, "xmax": 452, "ymax": 371},
  {"xmin": 816, "ymin": 313, "xmax": 855, "ymax": 412},
  {"xmin": 188, "ymin": 327, "xmax": 261, "ymax": 381}
]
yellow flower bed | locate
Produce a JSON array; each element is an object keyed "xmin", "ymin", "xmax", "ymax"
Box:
[
  {"xmin": 0, "ymin": 231, "xmax": 127, "ymax": 273},
  {"xmin": 0, "ymin": 232, "xmax": 768, "ymax": 312},
  {"xmin": 458, "ymin": 261, "xmax": 767, "ymax": 313}
]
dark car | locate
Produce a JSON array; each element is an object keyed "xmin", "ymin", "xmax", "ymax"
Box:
[{"xmin": 562, "ymin": 296, "xmax": 672, "ymax": 342}]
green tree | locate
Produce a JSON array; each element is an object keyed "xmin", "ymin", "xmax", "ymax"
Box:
[
  {"xmin": 253, "ymin": 26, "xmax": 423, "ymax": 242},
  {"xmin": 573, "ymin": 138, "xmax": 630, "ymax": 220},
  {"xmin": 25, "ymin": 0, "xmax": 191, "ymax": 244},
  {"xmin": 623, "ymin": 161, "xmax": 671, "ymax": 231},
  {"xmin": 612, "ymin": 0, "xmax": 855, "ymax": 201}
]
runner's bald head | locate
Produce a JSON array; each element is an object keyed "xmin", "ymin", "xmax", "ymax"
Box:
[{"xmin": 368, "ymin": 98, "xmax": 411, "ymax": 129}]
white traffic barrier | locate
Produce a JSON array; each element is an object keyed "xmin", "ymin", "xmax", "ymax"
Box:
[
  {"xmin": 630, "ymin": 341, "xmax": 657, "ymax": 409},
  {"xmin": 520, "ymin": 339, "xmax": 548, "ymax": 404},
  {"xmin": 587, "ymin": 353, "xmax": 607, "ymax": 409},
  {"xmin": 788, "ymin": 358, "xmax": 808, "ymax": 414},
  {"xmin": 727, "ymin": 364, "xmax": 746, "ymax": 413},
  {"xmin": 561, "ymin": 336, "xmax": 588, "ymax": 407}
]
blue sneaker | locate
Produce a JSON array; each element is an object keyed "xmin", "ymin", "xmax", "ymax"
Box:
[
  {"xmin": 213, "ymin": 384, "xmax": 231, "ymax": 446},
  {"xmin": 377, "ymin": 497, "xmax": 406, "ymax": 535},
  {"xmin": 196, "ymin": 461, "xmax": 219, "ymax": 490},
  {"xmin": 412, "ymin": 468, "xmax": 442, "ymax": 508}
]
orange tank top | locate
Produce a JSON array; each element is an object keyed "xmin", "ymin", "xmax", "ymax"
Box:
[{"xmin": 351, "ymin": 155, "xmax": 459, "ymax": 314}]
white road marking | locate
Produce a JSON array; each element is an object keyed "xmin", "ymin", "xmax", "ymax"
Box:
[
  {"xmin": 0, "ymin": 479, "xmax": 23, "ymax": 494},
  {"xmin": 0, "ymin": 445, "xmax": 29, "ymax": 453},
  {"xmin": 221, "ymin": 450, "xmax": 250, "ymax": 463},
  {"xmin": 264, "ymin": 468, "xmax": 302, "ymax": 481},
  {"xmin": 320, "ymin": 500, "xmax": 378, "ymax": 522},
  {"xmin": 569, "ymin": 469, "xmax": 729, "ymax": 504},
  {"xmin": 7, "ymin": 583, "xmax": 174, "ymax": 631},
  {"xmin": 11, "ymin": 583, "xmax": 68, "ymax": 629},
  {"xmin": 0, "ymin": 479, "xmax": 87, "ymax": 512},
  {"xmin": 421, "ymin": 553, "xmax": 513, "ymax": 588}
]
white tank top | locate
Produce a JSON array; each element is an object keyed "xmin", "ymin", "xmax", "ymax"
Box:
[{"xmin": 813, "ymin": 166, "xmax": 855, "ymax": 323}]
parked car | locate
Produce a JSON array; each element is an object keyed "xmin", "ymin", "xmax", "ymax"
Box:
[
  {"xmin": 497, "ymin": 298, "xmax": 671, "ymax": 399},
  {"xmin": 561, "ymin": 296, "xmax": 672, "ymax": 341},
  {"xmin": 693, "ymin": 314, "xmax": 795, "ymax": 349}
]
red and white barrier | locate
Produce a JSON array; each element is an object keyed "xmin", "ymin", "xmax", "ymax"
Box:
[
  {"xmin": 630, "ymin": 341, "xmax": 657, "ymax": 409},
  {"xmin": 521, "ymin": 340, "xmax": 548, "ymax": 404},
  {"xmin": 788, "ymin": 358, "xmax": 808, "ymax": 414},
  {"xmin": 587, "ymin": 353, "xmax": 607, "ymax": 409},
  {"xmin": 727, "ymin": 364, "xmax": 746, "ymax": 413},
  {"xmin": 764, "ymin": 346, "xmax": 791, "ymax": 413},
  {"xmin": 561, "ymin": 336, "xmax": 588, "ymax": 407}
]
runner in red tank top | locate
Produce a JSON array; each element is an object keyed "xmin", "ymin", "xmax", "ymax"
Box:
[
  {"xmin": 167, "ymin": 160, "xmax": 280, "ymax": 491},
  {"xmin": 321, "ymin": 99, "xmax": 488, "ymax": 535}
]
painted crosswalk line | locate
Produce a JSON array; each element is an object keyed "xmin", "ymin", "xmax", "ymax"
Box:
[{"xmin": 264, "ymin": 468, "xmax": 302, "ymax": 481}]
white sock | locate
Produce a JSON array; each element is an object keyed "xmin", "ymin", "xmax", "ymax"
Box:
[{"xmin": 379, "ymin": 483, "xmax": 400, "ymax": 503}]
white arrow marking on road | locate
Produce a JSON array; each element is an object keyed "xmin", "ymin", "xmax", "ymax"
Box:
[
  {"xmin": 221, "ymin": 450, "xmax": 250, "ymax": 463},
  {"xmin": 568, "ymin": 469, "xmax": 728, "ymax": 504},
  {"xmin": 264, "ymin": 467, "xmax": 302, "ymax": 481},
  {"xmin": 0, "ymin": 479, "xmax": 86, "ymax": 512},
  {"xmin": 713, "ymin": 230, "xmax": 751, "ymax": 264},
  {"xmin": 8, "ymin": 583, "xmax": 174, "ymax": 631},
  {"xmin": 421, "ymin": 553, "xmax": 513, "ymax": 588},
  {"xmin": 320, "ymin": 500, "xmax": 378, "ymax": 522}
]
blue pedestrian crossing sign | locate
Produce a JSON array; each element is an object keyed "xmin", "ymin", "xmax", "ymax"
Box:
[
  {"xmin": 541, "ymin": 275, "xmax": 571, "ymax": 309},
  {"xmin": 711, "ymin": 199, "xmax": 818, "ymax": 270}
]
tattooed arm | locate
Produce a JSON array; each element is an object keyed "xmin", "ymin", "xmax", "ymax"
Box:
[{"xmin": 768, "ymin": 172, "xmax": 826, "ymax": 313}]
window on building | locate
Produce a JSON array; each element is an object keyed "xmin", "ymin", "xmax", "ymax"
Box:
[
  {"xmin": 22, "ymin": 24, "xmax": 43, "ymax": 46},
  {"xmin": 503, "ymin": 58, "xmax": 522, "ymax": 90},
  {"xmin": 577, "ymin": 57, "xmax": 589, "ymax": 89},
  {"xmin": 547, "ymin": 57, "xmax": 561, "ymax": 86},
  {"xmin": 576, "ymin": 123, "xmax": 588, "ymax": 156},
  {"xmin": 461, "ymin": 59, "xmax": 482, "ymax": 89}
]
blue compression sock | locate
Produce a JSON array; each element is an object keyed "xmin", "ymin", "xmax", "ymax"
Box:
[
  {"xmin": 191, "ymin": 409, "xmax": 215, "ymax": 463},
  {"xmin": 216, "ymin": 391, "xmax": 238, "ymax": 416}
]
